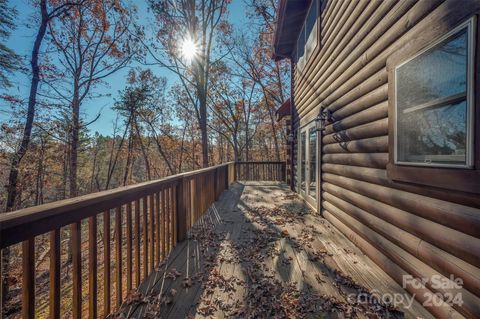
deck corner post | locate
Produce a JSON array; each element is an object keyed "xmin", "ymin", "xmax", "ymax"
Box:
[{"xmin": 176, "ymin": 177, "xmax": 187, "ymax": 242}]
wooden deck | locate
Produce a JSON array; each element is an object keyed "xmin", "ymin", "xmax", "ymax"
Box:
[{"xmin": 116, "ymin": 182, "xmax": 433, "ymax": 319}]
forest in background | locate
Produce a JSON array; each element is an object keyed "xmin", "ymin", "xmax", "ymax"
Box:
[
  {"xmin": 0, "ymin": 0, "xmax": 288, "ymax": 212},
  {"xmin": 0, "ymin": 0, "xmax": 287, "ymax": 316}
]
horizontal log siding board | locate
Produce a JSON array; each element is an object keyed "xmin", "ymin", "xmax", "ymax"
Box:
[
  {"xmin": 324, "ymin": 199, "xmax": 480, "ymax": 319},
  {"xmin": 322, "ymin": 181, "xmax": 480, "ymax": 267},
  {"xmin": 322, "ymin": 136, "xmax": 388, "ymax": 154},
  {"xmin": 323, "ymin": 211, "xmax": 463, "ymax": 319},
  {"xmin": 321, "ymin": 163, "xmax": 480, "ymax": 208},
  {"xmin": 330, "ymin": 85, "xmax": 387, "ymax": 122},
  {"xmin": 322, "ymin": 153, "xmax": 388, "ymax": 169},
  {"xmin": 322, "ymin": 192, "xmax": 480, "ymax": 298},
  {"xmin": 321, "ymin": 0, "xmax": 353, "ymax": 46},
  {"xmin": 324, "ymin": 102, "xmax": 388, "ymax": 135},
  {"xmin": 322, "ymin": 164, "xmax": 480, "ymax": 208},
  {"xmin": 322, "ymin": 118, "xmax": 388, "ymax": 145},
  {"xmin": 322, "ymin": 173, "xmax": 480, "ymax": 239},
  {"xmin": 323, "ymin": 205, "xmax": 477, "ymax": 319},
  {"xmin": 323, "ymin": 68, "xmax": 388, "ymax": 115}
]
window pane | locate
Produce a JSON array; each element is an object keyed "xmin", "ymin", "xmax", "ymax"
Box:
[
  {"xmin": 306, "ymin": 0, "xmax": 317, "ymax": 41},
  {"xmin": 308, "ymin": 128, "xmax": 316, "ymax": 199},
  {"xmin": 296, "ymin": 25, "xmax": 305, "ymax": 63},
  {"xmin": 397, "ymin": 29, "xmax": 467, "ymax": 112},
  {"xmin": 398, "ymin": 101, "xmax": 467, "ymax": 165},
  {"xmin": 300, "ymin": 132, "xmax": 306, "ymax": 192}
]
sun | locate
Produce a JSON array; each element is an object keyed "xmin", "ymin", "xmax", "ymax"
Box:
[{"xmin": 180, "ymin": 36, "xmax": 199, "ymax": 62}]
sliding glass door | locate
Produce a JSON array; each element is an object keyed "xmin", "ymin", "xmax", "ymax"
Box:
[{"xmin": 298, "ymin": 122, "xmax": 318, "ymax": 207}]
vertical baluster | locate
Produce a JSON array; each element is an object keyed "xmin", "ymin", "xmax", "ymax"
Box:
[
  {"xmin": 177, "ymin": 178, "xmax": 187, "ymax": 242},
  {"xmin": 190, "ymin": 179, "xmax": 194, "ymax": 228},
  {"xmin": 103, "ymin": 211, "xmax": 111, "ymax": 316},
  {"xmin": 71, "ymin": 222, "xmax": 82, "ymax": 319},
  {"xmin": 142, "ymin": 197, "xmax": 148, "ymax": 279},
  {"xmin": 172, "ymin": 186, "xmax": 177, "ymax": 244},
  {"xmin": 115, "ymin": 206, "xmax": 122, "ymax": 308},
  {"xmin": 49, "ymin": 230, "xmax": 60, "ymax": 319},
  {"xmin": 134, "ymin": 200, "xmax": 140, "ymax": 287},
  {"xmin": 88, "ymin": 216, "xmax": 97, "ymax": 319},
  {"xmin": 166, "ymin": 188, "xmax": 171, "ymax": 253},
  {"xmin": 126, "ymin": 203, "xmax": 132, "ymax": 292},
  {"xmin": 149, "ymin": 194, "xmax": 154, "ymax": 273},
  {"xmin": 155, "ymin": 192, "xmax": 161, "ymax": 265},
  {"xmin": 161, "ymin": 189, "xmax": 166, "ymax": 259},
  {"xmin": 22, "ymin": 239, "xmax": 35, "ymax": 319}
]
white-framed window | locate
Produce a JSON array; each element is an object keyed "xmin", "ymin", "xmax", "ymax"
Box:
[
  {"xmin": 394, "ymin": 17, "xmax": 475, "ymax": 168},
  {"xmin": 295, "ymin": 0, "xmax": 319, "ymax": 72}
]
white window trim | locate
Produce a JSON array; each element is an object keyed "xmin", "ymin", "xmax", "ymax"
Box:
[{"xmin": 393, "ymin": 17, "xmax": 476, "ymax": 169}]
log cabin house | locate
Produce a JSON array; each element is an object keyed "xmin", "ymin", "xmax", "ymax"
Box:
[
  {"xmin": 273, "ymin": 0, "xmax": 480, "ymax": 318},
  {"xmin": 2, "ymin": 1, "xmax": 480, "ymax": 318}
]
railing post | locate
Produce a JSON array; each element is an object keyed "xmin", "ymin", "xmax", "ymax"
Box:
[
  {"xmin": 282, "ymin": 162, "xmax": 287, "ymax": 182},
  {"xmin": 176, "ymin": 177, "xmax": 187, "ymax": 242}
]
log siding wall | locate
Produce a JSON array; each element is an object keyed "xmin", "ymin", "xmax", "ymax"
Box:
[{"xmin": 290, "ymin": 0, "xmax": 480, "ymax": 318}]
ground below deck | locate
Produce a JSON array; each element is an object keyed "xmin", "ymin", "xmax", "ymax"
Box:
[{"xmin": 114, "ymin": 182, "xmax": 432, "ymax": 319}]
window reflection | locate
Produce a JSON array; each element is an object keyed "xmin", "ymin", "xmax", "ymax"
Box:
[
  {"xmin": 397, "ymin": 31, "xmax": 467, "ymax": 111},
  {"xmin": 308, "ymin": 128, "xmax": 316, "ymax": 199},
  {"xmin": 398, "ymin": 101, "xmax": 467, "ymax": 165},
  {"xmin": 300, "ymin": 132, "xmax": 306, "ymax": 192},
  {"xmin": 395, "ymin": 24, "xmax": 472, "ymax": 167}
]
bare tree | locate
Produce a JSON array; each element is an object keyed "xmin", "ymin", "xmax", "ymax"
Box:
[
  {"xmin": 45, "ymin": 0, "xmax": 136, "ymax": 196},
  {"xmin": 146, "ymin": 0, "xmax": 231, "ymax": 167}
]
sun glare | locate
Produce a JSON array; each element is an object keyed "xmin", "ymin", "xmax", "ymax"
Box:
[{"xmin": 180, "ymin": 37, "xmax": 199, "ymax": 62}]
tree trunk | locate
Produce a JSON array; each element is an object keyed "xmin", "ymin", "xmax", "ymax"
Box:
[
  {"xmin": 123, "ymin": 131, "xmax": 134, "ymax": 186},
  {"xmin": 90, "ymin": 142, "xmax": 98, "ymax": 192},
  {"xmin": 5, "ymin": 0, "xmax": 48, "ymax": 212},
  {"xmin": 199, "ymin": 96, "xmax": 209, "ymax": 168},
  {"xmin": 134, "ymin": 121, "xmax": 151, "ymax": 180},
  {"xmin": 35, "ymin": 138, "xmax": 46, "ymax": 205},
  {"xmin": 69, "ymin": 88, "xmax": 80, "ymax": 197},
  {"xmin": 2, "ymin": 0, "xmax": 48, "ymax": 308},
  {"xmin": 268, "ymin": 105, "xmax": 281, "ymax": 161},
  {"xmin": 62, "ymin": 138, "xmax": 69, "ymax": 199}
]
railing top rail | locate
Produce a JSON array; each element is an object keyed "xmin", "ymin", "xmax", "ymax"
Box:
[
  {"xmin": 235, "ymin": 161, "xmax": 285, "ymax": 164},
  {"xmin": 0, "ymin": 162, "xmax": 234, "ymax": 249}
]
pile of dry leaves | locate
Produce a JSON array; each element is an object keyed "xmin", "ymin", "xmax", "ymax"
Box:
[{"xmin": 111, "ymin": 200, "xmax": 403, "ymax": 319}]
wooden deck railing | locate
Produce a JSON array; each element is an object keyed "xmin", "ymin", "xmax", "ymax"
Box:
[
  {"xmin": 0, "ymin": 161, "xmax": 284, "ymax": 319},
  {"xmin": 235, "ymin": 161, "xmax": 286, "ymax": 181}
]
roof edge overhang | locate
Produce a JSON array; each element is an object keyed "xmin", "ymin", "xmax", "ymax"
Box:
[
  {"xmin": 275, "ymin": 97, "xmax": 291, "ymax": 121},
  {"xmin": 272, "ymin": 0, "xmax": 310, "ymax": 61}
]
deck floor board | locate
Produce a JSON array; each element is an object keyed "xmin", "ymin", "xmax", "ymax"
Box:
[{"xmin": 116, "ymin": 182, "xmax": 433, "ymax": 319}]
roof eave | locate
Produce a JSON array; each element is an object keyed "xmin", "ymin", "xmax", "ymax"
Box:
[{"xmin": 272, "ymin": 0, "xmax": 310, "ymax": 61}]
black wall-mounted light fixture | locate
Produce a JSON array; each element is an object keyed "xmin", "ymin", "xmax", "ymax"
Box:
[{"xmin": 315, "ymin": 109, "xmax": 332, "ymax": 131}]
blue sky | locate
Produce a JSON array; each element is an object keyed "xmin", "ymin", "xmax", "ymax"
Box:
[{"xmin": 0, "ymin": 0, "xmax": 250, "ymax": 136}]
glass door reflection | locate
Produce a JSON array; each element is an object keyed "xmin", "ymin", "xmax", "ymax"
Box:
[
  {"xmin": 300, "ymin": 131, "xmax": 307, "ymax": 193},
  {"xmin": 298, "ymin": 122, "xmax": 318, "ymax": 207},
  {"xmin": 308, "ymin": 127, "xmax": 316, "ymax": 200}
]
